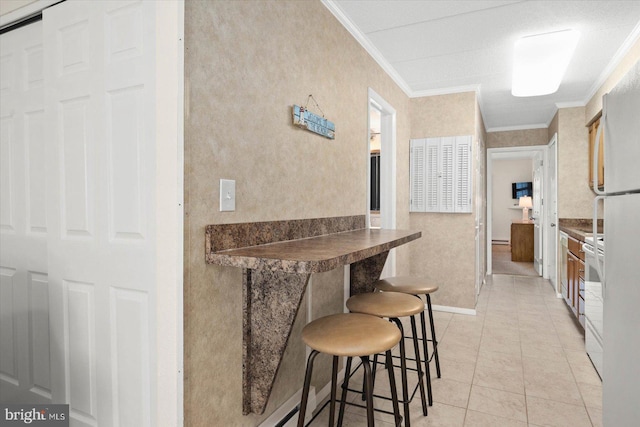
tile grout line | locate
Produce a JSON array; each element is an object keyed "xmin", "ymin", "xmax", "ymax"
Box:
[{"xmin": 516, "ymin": 275, "xmax": 531, "ymax": 426}]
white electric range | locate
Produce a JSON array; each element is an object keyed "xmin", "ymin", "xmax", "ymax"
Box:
[{"xmin": 582, "ymin": 235, "xmax": 604, "ymax": 379}]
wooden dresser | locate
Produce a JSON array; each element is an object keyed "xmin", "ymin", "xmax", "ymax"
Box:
[{"xmin": 511, "ymin": 220, "xmax": 534, "ymax": 262}]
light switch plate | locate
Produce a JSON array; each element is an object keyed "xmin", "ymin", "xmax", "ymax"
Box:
[{"xmin": 220, "ymin": 179, "xmax": 235, "ymax": 211}]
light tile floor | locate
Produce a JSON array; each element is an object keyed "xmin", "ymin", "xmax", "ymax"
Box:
[{"xmin": 308, "ymin": 274, "xmax": 602, "ymax": 426}]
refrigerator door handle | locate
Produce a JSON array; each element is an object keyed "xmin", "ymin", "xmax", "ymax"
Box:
[{"xmin": 593, "ymin": 195, "xmax": 606, "ymax": 291}]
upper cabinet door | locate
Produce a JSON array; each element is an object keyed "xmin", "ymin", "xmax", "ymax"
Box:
[
  {"xmin": 602, "ymin": 61, "xmax": 640, "ymax": 193},
  {"xmin": 588, "ymin": 117, "xmax": 604, "ymax": 191}
]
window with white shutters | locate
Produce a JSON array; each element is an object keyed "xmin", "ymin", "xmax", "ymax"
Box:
[{"xmin": 410, "ymin": 135, "xmax": 472, "ymax": 213}]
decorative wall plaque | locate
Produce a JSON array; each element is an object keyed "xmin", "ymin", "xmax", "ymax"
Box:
[{"xmin": 292, "ymin": 95, "xmax": 335, "ymax": 139}]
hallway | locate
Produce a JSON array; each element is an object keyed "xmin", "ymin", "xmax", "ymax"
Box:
[
  {"xmin": 309, "ymin": 274, "xmax": 601, "ymax": 426},
  {"xmin": 491, "ymin": 245, "xmax": 538, "ymax": 277}
]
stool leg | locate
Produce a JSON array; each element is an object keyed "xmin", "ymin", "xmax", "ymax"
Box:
[
  {"xmin": 337, "ymin": 357, "xmax": 353, "ymax": 426},
  {"xmin": 390, "ymin": 318, "xmax": 410, "ymax": 427},
  {"xmin": 360, "ymin": 356, "xmax": 375, "ymax": 427},
  {"xmin": 410, "ymin": 315, "xmax": 428, "ymax": 416},
  {"xmin": 385, "ymin": 349, "xmax": 402, "ymax": 427},
  {"xmin": 298, "ymin": 350, "xmax": 319, "ymax": 427},
  {"xmin": 329, "ymin": 355, "xmax": 339, "ymax": 426},
  {"xmin": 362, "ymin": 353, "xmax": 380, "ymax": 401},
  {"xmin": 426, "ymin": 294, "xmax": 441, "ymax": 378},
  {"xmin": 419, "ymin": 309, "xmax": 433, "ymax": 406}
]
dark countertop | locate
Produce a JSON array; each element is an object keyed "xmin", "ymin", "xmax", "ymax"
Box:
[
  {"xmin": 205, "ymin": 228, "xmax": 421, "ymax": 274},
  {"xmin": 559, "ymin": 218, "xmax": 603, "ymax": 242}
]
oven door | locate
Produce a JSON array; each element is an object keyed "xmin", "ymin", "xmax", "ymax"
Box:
[{"xmin": 582, "ymin": 242, "xmax": 604, "ymax": 378}]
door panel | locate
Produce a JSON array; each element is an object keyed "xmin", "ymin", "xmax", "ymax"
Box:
[
  {"xmin": 43, "ymin": 1, "xmax": 156, "ymax": 425},
  {"xmin": 532, "ymin": 155, "xmax": 543, "ymax": 275},
  {"xmin": 0, "ymin": 20, "xmax": 50, "ymax": 404},
  {"xmin": 547, "ymin": 135, "xmax": 558, "ymax": 288}
]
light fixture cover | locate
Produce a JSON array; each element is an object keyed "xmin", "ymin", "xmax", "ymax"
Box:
[{"xmin": 512, "ymin": 29, "xmax": 580, "ymax": 97}]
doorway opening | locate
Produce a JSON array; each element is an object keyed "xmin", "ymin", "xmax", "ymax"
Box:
[
  {"xmin": 487, "ymin": 146, "xmax": 550, "ymax": 278},
  {"xmin": 367, "ymin": 88, "xmax": 396, "ymax": 277},
  {"xmin": 369, "ymin": 107, "xmax": 381, "ymax": 227}
]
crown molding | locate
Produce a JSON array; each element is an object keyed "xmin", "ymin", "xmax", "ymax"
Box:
[
  {"xmin": 555, "ymin": 100, "xmax": 586, "ymax": 109},
  {"xmin": 321, "ymin": 0, "xmax": 413, "ymax": 97},
  {"xmin": 409, "ymin": 84, "xmax": 481, "ymax": 98},
  {"xmin": 486, "ymin": 123, "xmax": 548, "ymax": 133},
  {"xmin": 582, "ymin": 19, "xmax": 640, "ymax": 104}
]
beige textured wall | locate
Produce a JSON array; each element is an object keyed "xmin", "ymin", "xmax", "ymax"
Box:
[
  {"xmin": 408, "ymin": 92, "xmax": 478, "ymax": 309},
  {"xmin": 585, "ymin": 39, "xmax": 640, "ymax": 123},
  {"xmin": 486, "ymin": 128, "xmax": 549, "ymax": 148},
  {"xmin": 548, "ymin": 111, "xmax": 559, "ymax": 141},
  {"xmin": 556, "ymin": 107, "xmax": 591, "ymax": 218},
  {"xmin": 184, "ymin": 1, "xmax": 412, "ymax": 425}
]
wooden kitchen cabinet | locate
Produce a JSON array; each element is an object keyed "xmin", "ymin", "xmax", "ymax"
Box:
[
  {"xmin": 588, "ymin": 116, "xmax": 604, "ymax": 190},
  {"xmin": 567, "ymin": 251, "xmax": 576, "ymax": 314},
  {"xmin": 564, "ymin": 235, "xmax": 585, "ymax": 327}
]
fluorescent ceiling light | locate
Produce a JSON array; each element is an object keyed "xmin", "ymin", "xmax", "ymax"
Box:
[{"xmin": 512, "ymin": 29, "xmax": 580, "ymax": 97}]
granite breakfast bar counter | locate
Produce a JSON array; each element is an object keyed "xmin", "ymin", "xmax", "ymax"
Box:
[{"xmin": 205, "ymin": 216, "xmax": 421, "ymax": 415}]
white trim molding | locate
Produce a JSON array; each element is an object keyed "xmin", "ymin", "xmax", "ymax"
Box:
[
  {"xmin": 0, "ymin": 0, "xmax": 57, "ymax": 28},
  {"xmin": 432, "ymin": 304, "xmax": 477, "ymax": 316},
  {"xmin": 322, "ymin": 0, "xmax": 412, "ymax": 97},
  {"xmin": 411, "ymin": 84, "xmax": 480, "ymax": 99}
]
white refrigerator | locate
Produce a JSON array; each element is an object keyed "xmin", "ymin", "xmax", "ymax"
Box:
[{"xmin": 592, "ymin": 60, "xmax": 640, "ymax": 426}]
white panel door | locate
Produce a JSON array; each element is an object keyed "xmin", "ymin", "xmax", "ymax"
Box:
[
  {"xmin": 43, "ymin": 1, "xmax": 156, "ymax": 426},
  {"xmin": 532, "ymin": 155, "xmax": 543, "ymax": 275},
  {"xmin": 547, "ymin": 135, "xmax": 558, "ymax": 287},
  {"xmin": 0, "ymin": 20, "xmax": 51, "ymax": 404}
]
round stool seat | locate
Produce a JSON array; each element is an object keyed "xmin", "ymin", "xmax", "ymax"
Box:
[
  {"xmin": 302, "ymin": 313, "xmax": 401, "ymax": 357},
  {"xmin": 375, "ymin": 276, "xmax": 439, "ymax": 295},
  {"xmin": 347, "ymin": 291, "xmax": 424, "ymax": 318}
]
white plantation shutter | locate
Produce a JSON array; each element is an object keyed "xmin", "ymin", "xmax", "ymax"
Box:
[
  {"xmin": 455, "ymin": 136, "xmax": 472, "ymax": 213},
  {"xmin": 410, "ymin": 139, "xmax": 426, "ymax": 212},
  {"xmin": 410, "ymin": 135, "xmax": 473, "ymax": 213},
  {"xmin": 425, "ymin": 139, "xmax": 439, "ymax": 212},
  {"xmin": 439, "ymin": 137, "xmax": 455, "ymax": 212}
]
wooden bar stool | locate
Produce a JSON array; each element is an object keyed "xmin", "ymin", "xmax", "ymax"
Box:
[
  {"xmin": 374, "ymin": 276, "xmax": 441, "ymax": 406},
  {"xmin": 345, "ymin": 292, "xmax": 429, "ymax": 426},
  {"xmin": 297, "ymin": 313, "xmax": 402, "ymax": 427}
]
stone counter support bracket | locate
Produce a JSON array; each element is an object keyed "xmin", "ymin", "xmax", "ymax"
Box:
[{"xmin": 243, "ymin": 269, "xmax": 310, "ymax": 415}]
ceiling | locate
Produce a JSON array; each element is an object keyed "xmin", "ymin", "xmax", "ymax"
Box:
[{"xmin": 325, "ymin": 0, "xmax": 640, "ymax": 131}]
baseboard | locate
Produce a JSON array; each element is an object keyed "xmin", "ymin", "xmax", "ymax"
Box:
[
  {"xmin": 432, "ymin": 304, "xmax": 476, "ymax": 316},
  {"xmin": 260, "ymin": 367, "xmax": 347, "ymax": 427},
  {"xmin": 259, "ymin": 386, "xmax": 317, "ymax": 427}
]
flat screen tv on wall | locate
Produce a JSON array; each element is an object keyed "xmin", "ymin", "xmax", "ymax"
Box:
[{"xmin": 512, "ymin": 181, "xmax": 533, "ymax": 199}]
